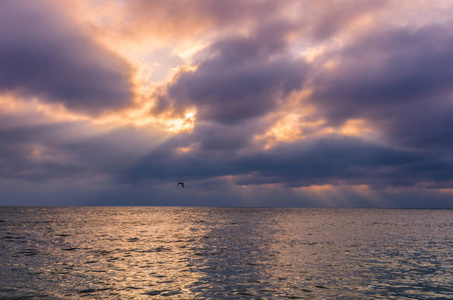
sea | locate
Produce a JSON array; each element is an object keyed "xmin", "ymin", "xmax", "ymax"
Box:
[{"xmin": 0, "ymin": 207, "xmax": 452, "ymax": 299}]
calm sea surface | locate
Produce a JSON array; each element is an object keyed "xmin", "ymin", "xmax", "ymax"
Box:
[{"xmin": 0, "ymin": 207, "xmax": 452, "ymax": 299}]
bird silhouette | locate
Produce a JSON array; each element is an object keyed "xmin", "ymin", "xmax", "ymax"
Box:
[{"xmin": 177, "ymin": 182, "xmax": 184, "ymax": 188}]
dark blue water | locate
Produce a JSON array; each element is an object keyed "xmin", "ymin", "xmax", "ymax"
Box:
[{"xmin": 0, "ymin": 207, "xmax": 452, "ymax": 299}]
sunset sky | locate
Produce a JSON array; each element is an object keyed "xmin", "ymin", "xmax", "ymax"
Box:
[{"xmin": 1, "ymin": 0, "xmax": 453, "ymax": 207}]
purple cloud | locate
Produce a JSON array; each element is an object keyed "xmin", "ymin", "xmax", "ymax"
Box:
[
  {"xmin": 0, "ymin": 1, "xmax": 134, "ymax": 115},
  {"xmin": 155, "ymin": 24, "xmax": 308, "ymax": 123},
  {"xmin": 303, "ymin": 24, "xmax": 453, "ymax": 156}
]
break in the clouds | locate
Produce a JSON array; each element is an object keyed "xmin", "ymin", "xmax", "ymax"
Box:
[{"xmin": 1, "ymin": 0, "xmax": 453, "ymax": 207}]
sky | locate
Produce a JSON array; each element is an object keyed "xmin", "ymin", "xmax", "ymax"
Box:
[{"xmin": 1, "ymin": 0, "xmax": 453, "ymax": 207}]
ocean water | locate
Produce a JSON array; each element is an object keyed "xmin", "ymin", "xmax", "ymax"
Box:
[{"xmin": 0, "ymin": 207, "xmax": 452, "ymax": 299}]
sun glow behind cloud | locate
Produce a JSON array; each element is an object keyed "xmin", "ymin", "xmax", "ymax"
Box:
[{"xmin": 1, "ymin": 0, "xmax": 453, "ymax": 207}]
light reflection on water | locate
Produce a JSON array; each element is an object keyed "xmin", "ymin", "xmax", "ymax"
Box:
[{"xmin": 0, "ymin": 207, "xmax": 452, "ymax": 299}]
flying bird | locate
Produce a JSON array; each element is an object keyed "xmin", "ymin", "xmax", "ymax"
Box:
[{"xmin": 177, "ymin": 182, "xmax": 184, "ymax": 188}]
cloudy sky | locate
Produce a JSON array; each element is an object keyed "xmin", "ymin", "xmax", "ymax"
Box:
[{"xmin": 1, "ymin": 0, "xmax": 453, "ymax": 207}]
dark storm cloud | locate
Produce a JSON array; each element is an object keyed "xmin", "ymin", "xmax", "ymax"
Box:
[
  {"xmin": 381, "ymin": 100, "xmax": 453, "ymax": 149},
  {"xmin": 124, "ymin": 134, "xmax": 237, "ymax": 183},
  {"xmin": 0, "ymin": 1, "xmax": 134, "ymax": 115},
  {"xmin": 125, "ymin": 146, "xmax": 233, "ymax": 183},
  {"xmin": 0, "ymin": 115, "xmax": 165, "ymax": 182},
  {"xmin": 124, "ymin": 134, "xmax": 453, "ymax": 189},
  {"xmin": 0, "ymin": 122, "xmax": 84, "ymax": 181},
  {"xmin": 121, "ymin": 118, "xmax": 268, "ymax": 184},
  {"xmin": 235, "ymin": 137, "xmax": 453, "ymax": 188},
  {"xmin": 310, "ymin": 25, "xmax": 453, "ymax": 148},
  {"xmin": 193, "ymin": 121, "xmax": 262, "ymax": 152},
  {"xmin": 155, "ymin": 23, "xmax": 308, "ymax": 123}
]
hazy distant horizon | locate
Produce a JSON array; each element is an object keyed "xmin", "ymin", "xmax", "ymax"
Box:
[{"xmin": 2, "ymin": 197, "xmax": 453, "ymax": 209}]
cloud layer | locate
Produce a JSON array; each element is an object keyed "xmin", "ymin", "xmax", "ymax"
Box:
[
  {"xmin": 155, "ymin": 26, "xmax": 308, "ymax": 123},
  {"xmin": 1, "ymin": 0, "xmax": 453, "ymax": 207},
  {"xmin": 0, "ymin": 1, "xmax": 134, "ymax": 115}
]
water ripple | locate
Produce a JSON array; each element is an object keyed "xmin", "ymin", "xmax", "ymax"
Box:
[{"xmin": 0, "ymin": 207, "xmax": 452, "ymax": 299}]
